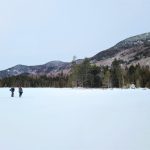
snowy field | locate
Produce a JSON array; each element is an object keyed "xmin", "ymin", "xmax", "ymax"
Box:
[{"xmin": 0, "ymin": 88, "xmax": 150, "ymax": 150}]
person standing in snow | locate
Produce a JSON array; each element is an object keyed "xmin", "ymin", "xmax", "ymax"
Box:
[
  {"xmin": 18, "ymin": 86, "xmax": 23, "ymax": 97},
  {"xmin": 10, "ymin": 87, "xmax": 15, "ymax": 97}
]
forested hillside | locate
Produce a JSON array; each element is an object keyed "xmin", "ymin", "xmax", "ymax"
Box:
[{"xmin": 0, "ymin": 59, "xmax": 150, "ymax": 88}]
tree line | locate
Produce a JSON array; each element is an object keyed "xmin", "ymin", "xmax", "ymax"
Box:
[
  {"xmin": 0, "ymin": 75, "xmax": 69, "ymax": 87},
  {"xmin": 0, "ymin": 58, "xmax": 150, "ymax": 88}
]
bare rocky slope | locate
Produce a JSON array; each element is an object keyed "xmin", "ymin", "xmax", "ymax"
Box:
[
  {"xmin": 91, "ymin": 32, "xmax": 150, "ymax": 66},
  {"xmin": 0, "ymin": 32, "xmax": 150, "ymax": 78}
]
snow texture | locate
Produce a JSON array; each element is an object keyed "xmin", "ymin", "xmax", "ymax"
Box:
[{"xmin": 0, "ymin": 88, "xmax": 150, "ymax": 150}]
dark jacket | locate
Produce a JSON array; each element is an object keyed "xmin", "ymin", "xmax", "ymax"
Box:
[
  {"xmin": 10, "ymin": 88, "xmax": 15, "ymax": 92},
  {"xmin": 19, "ymin": 87, "xmax": 23, "ymax": 93}
]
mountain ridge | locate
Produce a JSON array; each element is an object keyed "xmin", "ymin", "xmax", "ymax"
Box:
[
  {"xmin": 0, "ymin": 32, "xmax": 150, "ymax": 78},
  {"xmin": 91, "ymin": 32, "xmax": 150, "ymax": 66}
]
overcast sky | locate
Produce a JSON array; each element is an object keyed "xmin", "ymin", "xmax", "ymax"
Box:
[{"xmin": 0, "ymin": 0, "xmax": 150, "ymax": 70}]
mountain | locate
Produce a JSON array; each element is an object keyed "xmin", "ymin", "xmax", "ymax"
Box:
[
  {"xmin": 0, "ymin": 32, "xmax": 150, "ymax": 79},
  {"xmin": 0, "ymin": 61, "xmax": 70, "ymax": 79},
  {"xmin": 91, "ymin": 32, "xmax": 150, "ymax": 66}
]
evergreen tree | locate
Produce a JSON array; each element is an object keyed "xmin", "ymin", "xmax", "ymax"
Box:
[{"xmin": 111, "ymin": 59, "xmax": 123, "ymax": 88}]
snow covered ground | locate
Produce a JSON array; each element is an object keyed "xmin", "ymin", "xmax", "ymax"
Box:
[{"xmin": 0, "ymin": 88, "xmax": 150, "ymax": 150}]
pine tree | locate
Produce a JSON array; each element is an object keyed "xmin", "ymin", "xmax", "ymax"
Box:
[{"xmin": 111, "ymin": 59, "xmax": 123, "ymax": 88}]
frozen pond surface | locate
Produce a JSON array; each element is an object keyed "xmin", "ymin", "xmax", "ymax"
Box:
[{"xmin": 0, "ymin": 88, "xmax": 150, "ymax": 150}]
